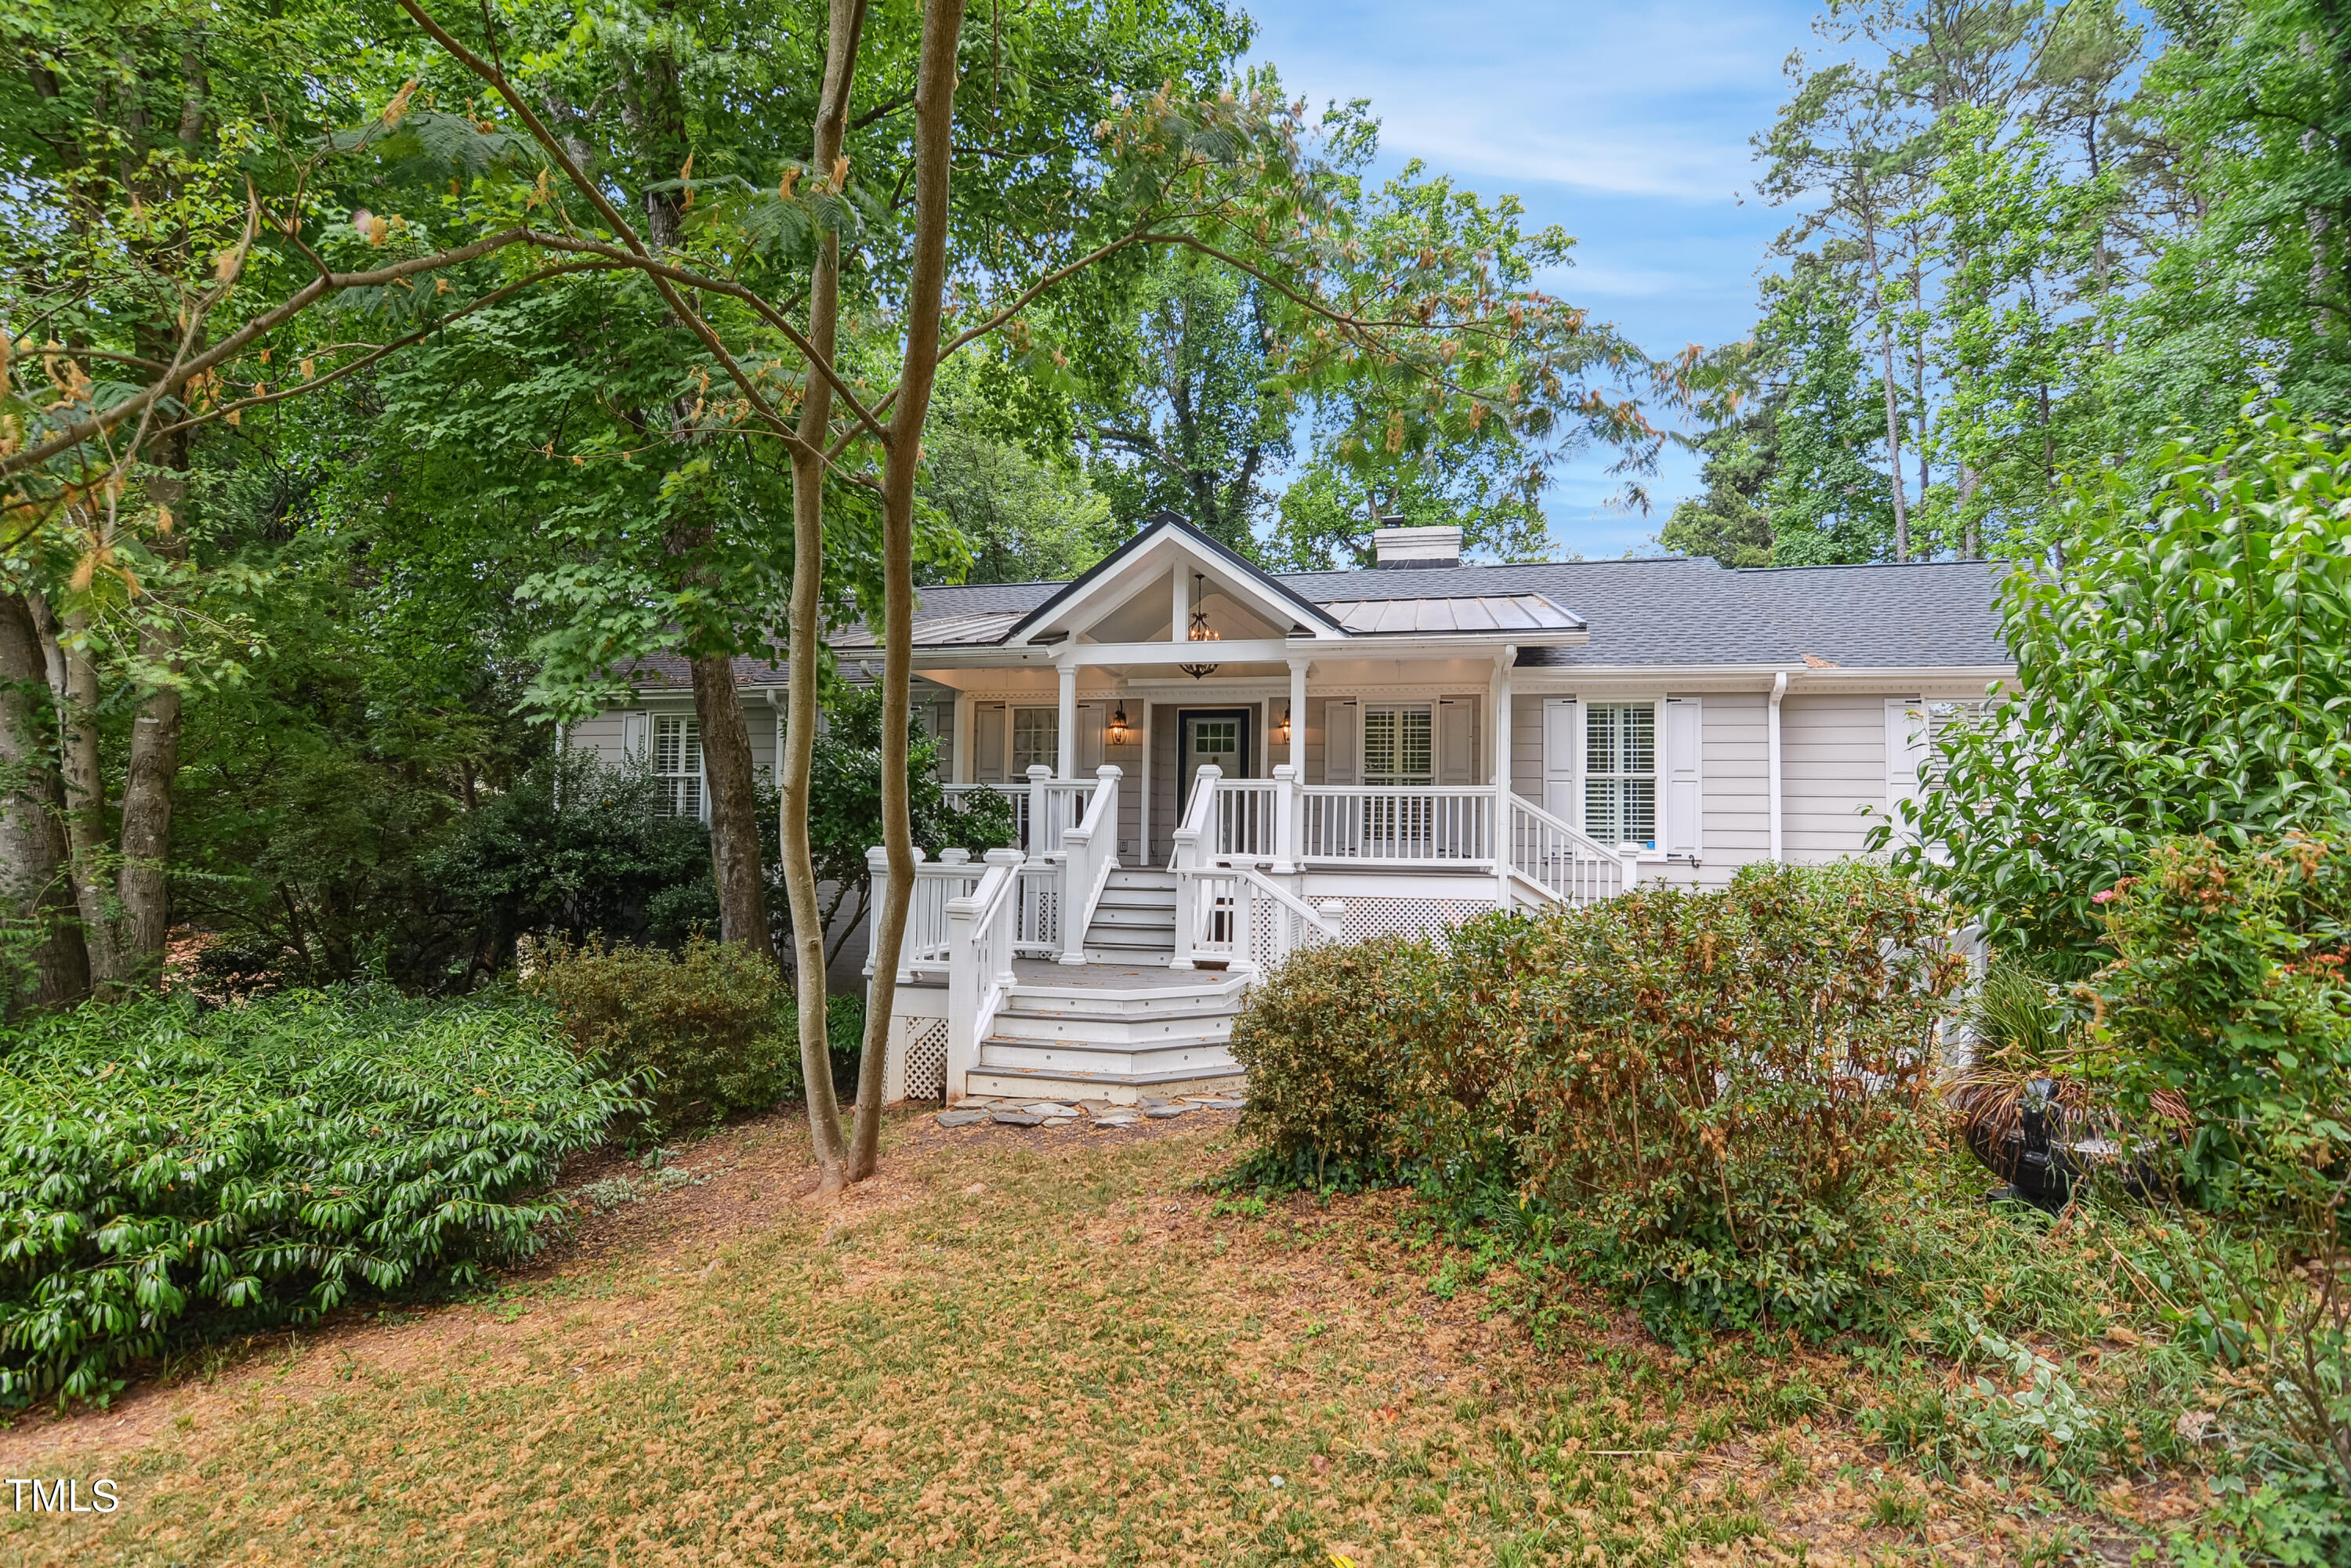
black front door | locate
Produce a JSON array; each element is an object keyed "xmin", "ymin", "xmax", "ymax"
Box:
[{"xmin": 1180, "ymin": 709, "xmax": 1252, "ymax": 810}]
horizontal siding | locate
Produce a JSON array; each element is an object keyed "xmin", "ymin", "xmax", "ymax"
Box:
[
  {"xmin": 566, "ymin": 711, "xmax": 630, "ymax": 766},
  {"xmin": 1783, "ymin": 692, "xmax": 1889, "ymax": 860}
]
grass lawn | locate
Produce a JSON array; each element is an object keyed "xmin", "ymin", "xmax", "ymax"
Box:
[{"xmin": 0, "ymin": 1110, "xmax": 2206, "ymax": 1566}]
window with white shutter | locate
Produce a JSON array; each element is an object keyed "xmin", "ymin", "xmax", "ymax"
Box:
[
  {"xmin": 1661, "ymin": 696, "xmax": 1703, "ymax": 860},
  {"xmin": 654, "ymin": 715, "xmax": 705, "ymax": 819},
  {"xmin": 1541, "ymin": 698, "xmax": 1578, "ymax": 821}
]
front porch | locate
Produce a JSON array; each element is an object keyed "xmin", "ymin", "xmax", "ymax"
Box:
[{"xmin": 869, "ymin": 762, "xmax": 1643, "ymax": 1104}]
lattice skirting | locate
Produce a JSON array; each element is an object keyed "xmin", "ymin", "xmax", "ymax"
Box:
[
  {"xmin": 903, "ymin": 1019, "xmax": 950, "ymax": 1101},
  {"xmin": 1335, "ymin": 896, "xmax": 1498, "ymax": 947}
]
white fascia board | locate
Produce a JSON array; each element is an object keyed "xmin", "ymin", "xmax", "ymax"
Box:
[
  {"xmin": 1009, "ymin": 522, "xmax": 1346, "ymax": 646},
  {"xmin": 1507, "ymin": 662, "xmax": 2014, "ymax": 694}
]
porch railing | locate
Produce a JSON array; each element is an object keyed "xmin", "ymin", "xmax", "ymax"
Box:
[{"xmin": 944, "ymin": 849, "xmax": 1027, "ymax": 1098}]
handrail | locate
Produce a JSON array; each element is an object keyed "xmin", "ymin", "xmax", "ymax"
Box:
[
  {"xmin": 1172, "ymin": 856, "xmax": 1342, "ymax": 972},
  {"xmin": 1168, "ymin": 765, "xmax": 1219, "ymax": 965},
  {"xmin": 1056, "ymin": 766, "xmax": 1121, "ymax": 964},
  {"xmin": 1503, "ymin": 791, "xmax": 1632, "ymax": 906},
  {"xmin": 944, "ymin": 847, "xmax": 1026, "ymax": 1100},
  {"xmin": 1298, "ymin": 784, "xmax": 1494, "ymax": 865}
]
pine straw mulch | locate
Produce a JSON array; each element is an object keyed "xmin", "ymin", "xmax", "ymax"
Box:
[{"xmin": 0, "ymin": 1104, "xmax": 2206, "ymax": 1566}]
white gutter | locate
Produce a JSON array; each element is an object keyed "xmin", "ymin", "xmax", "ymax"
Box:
[{"xmin": 1767, "ymin": 670, "xmax": 1788, "ymax": 862}]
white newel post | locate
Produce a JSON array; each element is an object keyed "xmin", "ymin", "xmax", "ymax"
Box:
[
  {"xmin": 985, "ymin": 848, "xmax": 1023, "ymax": 989},
  {"xmin": 1620, "ymin": 848, "xmax": 1646, "ymax": 890},
  {"xmin": 1270, "ymin": 764, "xmax": 1299, "ymax": 876},
  {"xmin": 1025, "ymin": 764, "xmax": 1052, "ymax": 858},
  {"xmin": 1168, "ymin": 764, "xmax": 1218, "ymax": 969},
  {"xmin": 944, "ymin": 888, "xmax": 981, "ymax": 1103}
]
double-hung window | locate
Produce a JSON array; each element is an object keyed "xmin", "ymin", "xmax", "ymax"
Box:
[
  {"xmin": 654, "ymin": 715, "xmax": 704, "ymax": 819},
  {"xmin": 1011, "ymin": 707, "xmax": 1058, "ymax": 775},
  {"xmin": 1585, "ymin": 702, "xmax": 1656, "ymax": 848}
]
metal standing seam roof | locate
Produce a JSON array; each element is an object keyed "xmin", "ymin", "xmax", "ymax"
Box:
[{"xmin": 1319, "ymin": 592, "xmax": 1582, "ymax": 636}]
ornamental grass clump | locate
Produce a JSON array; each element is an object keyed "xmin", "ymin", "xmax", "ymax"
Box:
[{"xmin": 0, "ymin": 986, "xmax": 635, "ymax": 1408}]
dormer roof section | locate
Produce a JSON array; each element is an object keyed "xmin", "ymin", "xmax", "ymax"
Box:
[{"xmin": 1000, "ymin": 512, "xmax": 1348, "ymax": 647}]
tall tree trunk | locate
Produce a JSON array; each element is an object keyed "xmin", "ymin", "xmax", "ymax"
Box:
[
  {"xmin": 691, "ymin": 654, "xmax": 775, "ymax": 961},
  {"xmin": 852, "ymin": 0, "xmax": 968, "ymax": 1182},
  {"xmin": 54, "ymin": 599, "xmax": 127, "ymax": 990},
  {"xmin": 0, "ymin": 593, "xmax": 89, "ymax": 1009},
  {"xmin": 114, "ymin": 498, "xmax": 189, "ymax": 983},
  {"xmin": 1860, "ymin": 192, "xmax": 1908, "ymax": 561},
  {"xmin": 781, "ymin": 0, "xmax": 868, "ymax": 1193}
]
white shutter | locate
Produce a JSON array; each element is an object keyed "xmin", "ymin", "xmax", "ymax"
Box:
[
  {"xmin": 1886, "ymin": 697, "xmax": 1927, "ymax": 839},
  {"xmin": 1076, "ymin": 702, "xmax": 1106, "ymax": 773},
  {"xmin": 621, "ymin": 711, "xmax": 650, "ymax": 764},
  {"xmin": 1541, "ymin": 698, "xmax": 1578, "ymax": 823},
  {"xmin": 973, "ymin": 702, "xmax": 1006, "ymax": 782},
  {"xmin": 1663, "ymin": 696, "xmax": 1703, "ymax": 860},
  {"xmin": 1324, "ymin": 698, "xmax": 1359, "ymax": 785},
  {"xmin": 1436, "ymin": 697, "xmax": 1477, "ymax": 785}
]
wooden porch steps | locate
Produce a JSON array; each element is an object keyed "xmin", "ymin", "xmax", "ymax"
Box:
[
  {"xmin": 1078, "ymin": 867, "xmax": 1178, "ymax": 965},
  {"xmin": 966, "ymin": 960, "xmax": 1248, "ymax": 1106}
]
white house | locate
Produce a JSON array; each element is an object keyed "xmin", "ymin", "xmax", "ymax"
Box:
[{"xmin": 566, "ymin": 514, "xmax": 2012, "ymax": 1106}]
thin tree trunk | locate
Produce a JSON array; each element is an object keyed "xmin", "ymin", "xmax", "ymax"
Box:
[
  {"xmin": 781, "ymin": 0, "xmax": 868, "ymax": 1193},
  {"xmin": 114, "ymin": 506, "xmax": 190, "ymax": 984},
  {"xmin": 1860, "ymin": 192, "xmax": 1908, "ymax": 561},
  {"xmin": 852, "ymin": 0, "xmax": 969, "ymax": 1182},
  {"xmin": 0, "ymin": 593, "xmax": 89, "ymax": 1009},
  {"xmin": 691, "ymin": 654, "xmax": 775, "ymax": 962}
]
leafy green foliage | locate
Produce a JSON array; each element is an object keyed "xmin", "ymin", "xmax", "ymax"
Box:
[
  {"xmin": 2091, "ymin": 832, "xmax": 2351, "ymax": 1229},
  {"xmin": 1224, "ymin": 936, "xmax": 1420, "ymax": 1187},
  {"xmin": 0, "ymin": 985, "xmax": 631, "ymax": 1407},
  {"xmin": 1660, "ymin": 399, "xmax": 1778, "ymax": 568},
  {"xmin": 522, "ymin": 932, "xmax": 794, "ymax": 1130},
  {"xmin": 1901, "ymin": 407, "xmax": 2351, "ymax": 959}
]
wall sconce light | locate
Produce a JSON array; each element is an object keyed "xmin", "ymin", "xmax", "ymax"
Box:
[
  {"xmin": 1273, "ymin": 704, "xmax": 1291, "ymax": 744},
  {"xmin": 1107, "ymin": 704, "xmax": 1131, "ymax": 744}
]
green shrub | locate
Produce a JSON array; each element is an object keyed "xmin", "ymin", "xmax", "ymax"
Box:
[
  {"xmin": 1226, "ymin": 936, "xmax": 1426, "ymax": 1186},
  {"xmin": 1233, "ymin": 862, "xmax": 1968, "ymax": 1338},
  {"xmin": 523, "ymin": 932, "xmax": 795, "ymax": 1127},
  {"xmin": 0, "ymin": 986, "xmax": 633, "ymax": 1407},
  {"xmin": 1423, "ymin": 863, "xmax": 1967, "ymax": 1337}
]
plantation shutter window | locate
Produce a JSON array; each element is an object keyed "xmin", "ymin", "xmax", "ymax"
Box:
[
  {"xmin": 1585, "ymin": 702, "xmax": 1657, "ymax": 849},
  {"xmin": 654, "ymin": 715, "xmax": 705, "ymax": 820},
  {"xmin": 1661, "ymin": 697, "xmax": 1703, "ymax": 860},
  {"xmin": 1323, "ymin": 699, "xmax": 1360, "ymax": 785},
  {"xmin": 1541, "ymin": 698, "xmax": 1578, "ymax": 822},
  {"xmin": 1360, "ymin": 703, "xmax": 1433, "ymax": 785}
]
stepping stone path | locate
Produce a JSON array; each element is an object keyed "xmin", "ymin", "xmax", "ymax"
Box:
[{"xmin": 934, "ymin": 1095, "xmax": 1245, "ymax": 1130}]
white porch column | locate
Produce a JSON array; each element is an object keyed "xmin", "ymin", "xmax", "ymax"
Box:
[
  {"xmin": 1287, "ymin": 658, "xmax": 1309, "ymax": 771},
  {"xmin": 1492, "ymin": 648, "xmax": 1515, "ymax": 907},
  {"xmin": 1056, "ymin": 658, "xmax": 1077, "ymax": 780},
  {"xmin": 952, "ymin": 690, "xmax": 972, "ymax": 784}
]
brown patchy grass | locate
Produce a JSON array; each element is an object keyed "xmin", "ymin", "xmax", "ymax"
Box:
[{"xmin": 0, "ymin": 1108, "xmax": 2190, "ymax": 1566}]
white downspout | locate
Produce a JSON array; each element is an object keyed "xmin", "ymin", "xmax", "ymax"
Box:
[{"xmin": 1767, "ymin": 670, "xmax": 1788, "ymax": 863}]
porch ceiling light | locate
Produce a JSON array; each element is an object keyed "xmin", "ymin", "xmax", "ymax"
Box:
[{"xmin": 1179, "ymin": 572, "xmax": 1221, "ymax": 680}]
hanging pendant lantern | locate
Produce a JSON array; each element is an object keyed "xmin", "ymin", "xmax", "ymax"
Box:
[{"xmin": 1179, "ymin": 572, "xmax": 1221, "ymax": 680}]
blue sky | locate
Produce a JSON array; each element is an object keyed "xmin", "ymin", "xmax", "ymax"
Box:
[{"xmin": 1243, "ymin": 0, "xmax": 1826, "ymax": 556}]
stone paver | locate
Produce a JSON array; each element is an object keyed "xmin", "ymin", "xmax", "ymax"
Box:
[
  {"xmin": 936, "ymin": 1110, "xmax": 988, "ymax": 1128},
  {"xmin": 990, "ymin": 1110, "xmax": 1044, "ymax": 1127}
]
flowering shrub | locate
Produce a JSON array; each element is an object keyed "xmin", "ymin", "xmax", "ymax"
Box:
[{"xmin": 0, "ymin": 987, "xmax": 633, "ymax": 1407}]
